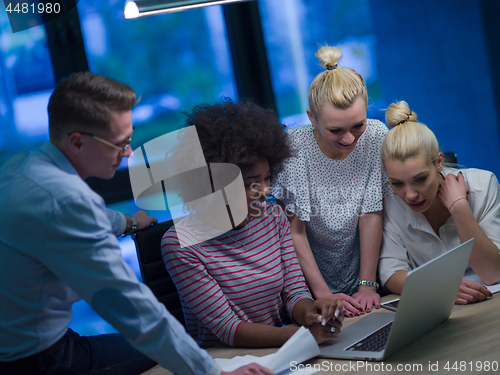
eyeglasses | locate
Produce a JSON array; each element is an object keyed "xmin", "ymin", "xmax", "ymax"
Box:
[{"xmin": 70, "ymin": 129, "xmax": 134, "ymax": 154}]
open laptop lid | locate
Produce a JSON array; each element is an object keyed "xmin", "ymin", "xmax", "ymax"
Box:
[
  {"xmin": 319, "ymin": 238, "xmax": 474, "ymax": 361},
  {"xmin": 383, "ymin": 238, "xmax": 475, "ymax": 358}
]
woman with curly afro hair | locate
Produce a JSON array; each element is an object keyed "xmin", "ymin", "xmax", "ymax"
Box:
[{"xmin": 161, "ymin": 99, "xmax": 343, "ymax": 348}]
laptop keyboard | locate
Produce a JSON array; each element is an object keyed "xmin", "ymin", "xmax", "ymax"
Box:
[{"xmin": 346, "ymin": 322, "xmax": 393, "ymax": 352}]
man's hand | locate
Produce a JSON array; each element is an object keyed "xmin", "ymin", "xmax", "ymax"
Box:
[{"xmin": 132, "ymin": 210, "xmax": 158, "ymax": 231}]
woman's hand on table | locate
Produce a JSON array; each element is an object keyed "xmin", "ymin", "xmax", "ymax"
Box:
[
  {"xmin": 317, "ymin": 291, "xmax": 364, "ymax": 317},
  {"xmin": 305, "ymin": 299, "xmax": 344, "ymax": 344},
  {"xmin": 352, "ymin": 285, "xmax": 381, "ymax": 314},
  {"xmin": 456, "ymin": 279, "xmax": 492, "ymax": 305}
]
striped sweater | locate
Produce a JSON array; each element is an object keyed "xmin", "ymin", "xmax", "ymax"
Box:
[{"xmin": 161, "ymin": 203, "xmax": 312, "ymax": 348}]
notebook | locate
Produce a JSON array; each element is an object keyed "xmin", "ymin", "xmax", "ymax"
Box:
[{"xmin": 319, "ymin": 238, "xmax": 475, "ymax": 361}]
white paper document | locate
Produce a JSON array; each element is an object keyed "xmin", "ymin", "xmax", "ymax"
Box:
[{"xmin": 215, "ymin": 327, "xmax": 320, "ymax": 375}]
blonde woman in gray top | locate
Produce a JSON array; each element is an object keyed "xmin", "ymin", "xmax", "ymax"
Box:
[
  {"xmin": 379, "ymin": 100, "xmax": 500, "ymax": 304},
  {"xmin": 271, "ymin": 46, "xmax": 392, "ymax": 317}
]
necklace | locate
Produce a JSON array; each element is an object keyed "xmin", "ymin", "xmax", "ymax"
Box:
[
  {"xmin": 225, "ymin": 222, "xmax": 251, "ymax": 248},
  {"xmin": 208, "ymin": 213, "xmax": 252, "ymax": 248}
]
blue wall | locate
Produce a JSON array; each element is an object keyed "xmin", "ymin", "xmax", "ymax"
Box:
[{"xmin": 370, "ymin": 0, "xmax": 500, "ymax": 177}]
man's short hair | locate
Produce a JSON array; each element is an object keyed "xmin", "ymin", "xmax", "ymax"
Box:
[{"xmin": 48, "ymin": 72, "xmax": 136, "ymax": 144}]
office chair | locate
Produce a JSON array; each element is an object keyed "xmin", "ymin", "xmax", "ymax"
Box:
[
  {"xmin": 133, "ymin": 220, "xmax": 186, "ymax": 328},
  {"xmin": 443, "ymin": 152, "xmax": 458, "ymax": 166}
]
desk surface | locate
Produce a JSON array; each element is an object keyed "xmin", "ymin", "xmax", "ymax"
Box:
[{"xmin": 142, "ymin": 294, "xmax": 499, "ymax": 375}]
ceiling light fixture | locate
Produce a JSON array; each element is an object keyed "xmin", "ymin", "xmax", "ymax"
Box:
[{"xmin": 124, "ymin": 0, "xmax": 253, "ymax": 19}]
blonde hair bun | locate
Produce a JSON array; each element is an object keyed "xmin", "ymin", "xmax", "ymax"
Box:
[
  {"xmin": 385, "ymin": 100, "xmax": 418, "ymax": 128},
  {"xmin": 308, "ymin": 45, "xmax": 367, "ymax": 115},
  {"xmin": 315, "ymin": 45, "xmax": 343, "ymax": 70},
  {"xmin": 381, "ymin": 100, "xmax": 440, "ymax": 167}
]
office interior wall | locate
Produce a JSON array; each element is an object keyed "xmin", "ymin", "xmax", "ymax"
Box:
[{"xmin": 370, "ymin": 0, "xmax": 500, "ymax": 176}]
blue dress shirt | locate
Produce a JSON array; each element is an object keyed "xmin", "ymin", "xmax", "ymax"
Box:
[{"xmin": 0, "ymin": 142, "xmax": 220, "ymax": 375}]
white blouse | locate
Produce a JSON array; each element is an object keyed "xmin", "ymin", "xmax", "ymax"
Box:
[{"xmin": 379, "ymin": 167, "xmax": 500, "ymax": 287}]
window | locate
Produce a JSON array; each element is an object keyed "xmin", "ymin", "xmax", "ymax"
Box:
[
  {"xmin": 77, "ymin": 1, "xmax": 238, "ymax": 169},
  {"xmin": 0, "ymin": 10, "xmax": 54, "ymax": 168},
  {"xmin": 258, "ymin": 0, "xmax": 384, "ymax": 127}
]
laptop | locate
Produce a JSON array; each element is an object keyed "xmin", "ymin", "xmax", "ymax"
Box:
[{"xmin": 319, "ymin": 238, "xmax": 475, "ymax": 361}]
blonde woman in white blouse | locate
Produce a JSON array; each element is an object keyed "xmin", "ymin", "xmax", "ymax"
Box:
[{"xmin": 379, "ymin": 100, "xmax": 500, "ymax": 304}]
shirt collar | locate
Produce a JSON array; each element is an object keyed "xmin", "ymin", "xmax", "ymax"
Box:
[
  {"xmin": 406, "ymin": 205, "xmax": 427, "ymax": 231},
  {"xmin": 39, "ymin": 141, "xmax": 80, "ymax": 177}
]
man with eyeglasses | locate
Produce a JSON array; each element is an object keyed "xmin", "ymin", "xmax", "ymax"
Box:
[{"xmin": 0, "ymin": 72, "xmax": 273, "ymax": 375}]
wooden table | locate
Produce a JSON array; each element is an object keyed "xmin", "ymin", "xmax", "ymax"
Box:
[{"xmin": 142, "ymin": 294, "xmax": 500, "ymax": 374}]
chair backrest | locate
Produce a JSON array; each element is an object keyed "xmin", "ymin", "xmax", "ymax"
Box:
[
  {"xmin": 133, "ymin": 220, "xmax": 185, "ymax": 328},
  {"xmin": 443, "ymin": 151, "xmax": 457, "ymax": 166}
]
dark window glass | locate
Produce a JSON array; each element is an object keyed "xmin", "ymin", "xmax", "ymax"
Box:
[
  {"xmin": 77, "ymin": 1, "xmax": 237, "ymax": 169},
  {"xmin": 0, "ymin": 12, "xmax": 54, "ymax": 168},
  {"xmin": 258, "ymin": 0, "xmax": 384, "ymax": 127}
]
